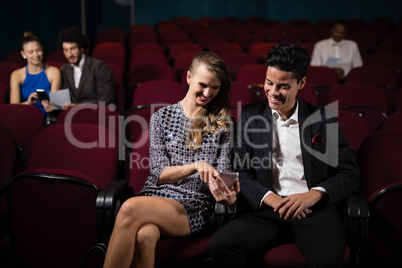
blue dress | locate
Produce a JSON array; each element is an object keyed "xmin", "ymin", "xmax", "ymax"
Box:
[
  {"xmin": 139, "ymin": 102, "xmax": 233, "ymax": 234},
  {"xmin": 21, "ymin": 65, "xmax": 51, "ymax": 115}
]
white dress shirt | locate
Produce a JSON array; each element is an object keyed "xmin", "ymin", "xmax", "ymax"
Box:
[
  {"xmin": 260, "ymin": 101, "xmax": 326, "ymax": 206},
  {"xmin": 71, "ymin": 54, "xmax": 86, "ymax": 89},
  {"xmin": 310, "ymin": 37, "xmax": 363, "ymax": 76}
]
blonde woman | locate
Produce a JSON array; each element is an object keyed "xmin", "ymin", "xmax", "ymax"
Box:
[
  {"xmin": 103, "ymin": 51, "xmax": 240, "ymax": 268},
  {"xmin": 10, "ymin": 32, "xmax": 61, "ymax": 115}
]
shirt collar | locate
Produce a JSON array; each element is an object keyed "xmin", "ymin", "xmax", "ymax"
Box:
[
  {"xmin": 330, "ymin": 37, "xmax": 344, "ymax": 46},
  {"xmin": 271, "ymin": 100, "xmax": 299, "ymax": 124}
]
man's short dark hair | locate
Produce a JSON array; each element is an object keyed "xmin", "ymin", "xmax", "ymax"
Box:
[
  {"xmin": 266, "ymin": 43, "xmax": 309, "ymax": 83},
  {"xmin": 57, "ymin": 27, "xmax": 88, "ymax": 50}
]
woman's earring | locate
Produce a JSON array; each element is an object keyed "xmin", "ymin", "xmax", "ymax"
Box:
[{"xmin": 23, "ymin": 56, "xmax": 26, "ymax": 59}]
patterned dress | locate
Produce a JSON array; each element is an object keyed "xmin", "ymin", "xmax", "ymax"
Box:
[{"xmin": 140, "ymin": 102, "xmax": 232, "ymax": 234}]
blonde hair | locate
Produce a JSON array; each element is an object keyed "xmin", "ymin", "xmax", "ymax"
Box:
[{"xmin": 187, "ymin": 51, "xmax": 232, "ymax": 150}]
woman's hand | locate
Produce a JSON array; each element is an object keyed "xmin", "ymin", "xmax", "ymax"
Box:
[
  {"xmin": 41, "ymin": 100, "xmax": 53, "ymax": 112},
  {"xmin": 26, "ymin": 92, "xmax": 39, "ymax": 105},
  {"xmin": 209, "ymin": 176, "xmax": 240, "ymax": 206},
  {"xmin": 195, "ymin": 162, "xmax": 220, "ymax": 184}
]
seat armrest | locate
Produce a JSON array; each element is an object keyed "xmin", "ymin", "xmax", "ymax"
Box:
[
  {"xmin": 96, "ymin": 180, "xmax": 134, "ymax": 242},
  {"xmin": 347, "ymin": 192, "xmax": 370, "ymax": 219},
  {"xmin": 215, "ymin": 202, "xmax": 237, "ymax": 229},
  {"xmin": 345, "ymin": 191, "xmax": 370, "ymax": 266}
]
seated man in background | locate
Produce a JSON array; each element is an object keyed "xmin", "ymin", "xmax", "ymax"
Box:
[
  {"xmin": 310, "ymin": 20, "xmax": 363, "ymax": 81},
  {"xmin": 57, "ymin": 27, "xmax": 114, "ymax": 109}
]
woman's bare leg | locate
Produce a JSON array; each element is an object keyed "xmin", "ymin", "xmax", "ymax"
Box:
[
  {"xmin": 131, "ymin": 223, "xmax": 160, "ymax": 268},
  {"xmin": 103, "ymin": 196, "xmax": 191, "ymax": 268}
]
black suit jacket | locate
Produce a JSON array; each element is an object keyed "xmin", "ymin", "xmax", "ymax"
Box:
[
  {"xmin": 60, "ymin": 56, "xmax": 114, "ymax": 105},
  {"xmin": 234, "ymin": 98, "xmax": 360, "ymax": 211}
]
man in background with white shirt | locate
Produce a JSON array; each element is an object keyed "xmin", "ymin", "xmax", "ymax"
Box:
[
  {"xmin": 57, "ymin": 27, "xmax": 114, "ymax": 109},
  {"xmin": 210, "ymin": 43, "xmax": 360, "ymax": 268},
  {"xmin": 310, "ymin": 20, "xmax": 363, "ymax": 81}
]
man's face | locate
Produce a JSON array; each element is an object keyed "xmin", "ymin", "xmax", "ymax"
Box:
[
  {"xmin": 331, "ymin": 23, "xmax": 346, "ymax": 42},
  {"xmin": 62, "ymin": 42, "xmax": 83, "ymax": 66},
  {"xmin": 264, "ymin": 66, "xmax": 306, "ymax": 120}
]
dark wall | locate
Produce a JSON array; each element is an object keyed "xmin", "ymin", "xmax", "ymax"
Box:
[{"xmin": 1, "ymin": 0, "xmax": 401, "ymax": 61}]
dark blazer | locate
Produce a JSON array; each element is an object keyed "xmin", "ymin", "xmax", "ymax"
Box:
[
  {"xmin": 234, "ymin": 98, "xmax": 360, "ymax": 211},
  {"xmin": 60, "ymin": 56, "xmax": 114, "ymax": 105}
]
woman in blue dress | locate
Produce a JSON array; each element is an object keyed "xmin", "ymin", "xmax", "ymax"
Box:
[
  {"xmin": 10, "ymin": 32, "xmax": 61, "ymax": 115},
  {"xmin": 104, "ymin": 51, "xmax": 240, "ymax": 268}
]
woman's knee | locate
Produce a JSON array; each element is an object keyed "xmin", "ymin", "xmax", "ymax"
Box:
[
  {"xmin": 115, "ymin": 198, "xmax": 145, "ymax": 227},
  {"xmin": 136, "ymin": 224, "xmax": 160, "ymax": 250}
]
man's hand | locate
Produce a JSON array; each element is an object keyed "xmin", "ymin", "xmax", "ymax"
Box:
[
  {"xmin": 62, "ymin": 103, "xmax": 77, "ymax": 110},
  {"xmin": 274, "ymin": 190, "xmax": 326, "ymax": 220}
]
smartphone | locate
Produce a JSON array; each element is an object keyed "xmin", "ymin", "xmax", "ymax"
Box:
[
  {"xmin": 219, "ymin": 171, "xmax": 239, "ymax": 188},
  {"xmin": 36, "ymin": 89, "xmax": 49, "ymax": 101}
]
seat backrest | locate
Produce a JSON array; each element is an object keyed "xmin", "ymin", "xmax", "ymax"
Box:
[
  {"xmin": 45, "ymin": 50, "xmax": 68, "ymax": 62},
  {"xmin": 127, "ymin": 64, "xmax": 175, "ymax": 87},
  {"xmin": 0, "ymin": 104, "xmax": 45, "ymax": 150},
  {"xmin": 357, "ymin": 129, "xmax": 402, "ymax": 200},
  {"xmin": 0, "ymin": 62, "xmax": 21, "ymax": 91},
  {"xmin": 26, "ymin": 123, "xmax": 118, "ymax": 188},
  {"xmin": 209, "ymin": 42, "xmax": 243, "ymax": 56},
  {"xmin": 297, "ymin": 84, "xmax": 318, "ymax": 105},
  {"xmin": 128, "ymin": 129, "xmax": 150, "ymax": 195},
  {"xmin": 55, "ymin": 104, "xmax": 120, "ymax": 129},
  {"xmin": 129, "ymin": 52, "xmax": 168, "ymax": 69},
  {"xmin": 3, "ymin": 50, "xmax": 26, "ymax": 67},
  {"xmin": 236, "ymin": 64, "xmax": 266, "ymax": 86},
  {"xmin": 346, "ymin": 65, "xmax": 397, "ymax": 90},
  {"xmin": 0, "ymin": 124, "xmax": 16, "ymax": 179},
  {"xmin": 328, "ymin": 83, "xmax": 388, "ymax": 133},
  {"xmin": 9, "ymin": 170, "xmax": 101, "ymax": 268},
  {"xmin": 329, "ymin": 83, "xmax": 388, "ymax": 112},
  {"xmin": 168, "ymin": 42, "xmax": 203, "ymax": 59},
  {"xmin": 131, "ymin": 80, "xmax": 186, "ymax": 107},
  {"xmin": 92, "ymin": 42, "xmax": 125, "ymax": 70},
  {"xmin": 356, "ymin": 129, "xmax": 402, "ymax": 264},
  {"xmin": 125, "ymin": 105, "xmax": 164, "ymax": 147},
  {"xmin": 306, "ymin": 66, "xmax": 339, "ymax": 87},
  {"xmin": 248, "ymin": 42, "xmax": 278, "ymax": 58},
  {"xmin": 130, "ymin": 43, "xmax": 165, "ymax": 57},
  {"xmin": 337, "ymin": 110, "xmax": 370, "ymax": 154},
  {"xmin": 380, "ymin": 111, "xmax": 402, "ymax": 130},
  {"xmin": 363, "ymin": 52, "xmax": 402, "ymax": 71},
  {"xmin": 220, "ymin": 53, "xmax": 260, "ymax": 80},
  {"xmin": 0, "ymin": 81, "xmax": 6, "ymax": 104},
  {"xmin": 230, "ymin": 82, "xmax": 253, "ymax": 108}
]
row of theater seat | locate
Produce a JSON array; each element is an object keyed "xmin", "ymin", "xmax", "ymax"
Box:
[{"xmin": 0, "ymin": 101, "xmax": 401, "ymax": 267}]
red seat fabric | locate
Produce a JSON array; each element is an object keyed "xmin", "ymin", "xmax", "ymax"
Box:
[
  {"xmin": 8, "ymin": 123, "xmax": 119, "ymax": 268},
  {"xmin": 380, "ymin": 111, "xmax": 402, "ymax": 130},
  {"xmin": 0, "ymin": 62, "xmax": 21, "ymax": 91},
  {"xmin": 127, "ymin": 64, "xmax": 175, "ymax": 87},
  {"xmin": 328, "ymin": 83, "xmax": 388, "ymax": 133},
  {"xmin": 3, "ymin": 50, "xmax": 26, "ymax": 67},
  {"xmin": 306, "ymin": 66, "xmax": 340, "ymax": 106},
  {"xmin": 264, "ymin": 243, "xmax": 350, "ymax": 268},
  {"xmin": 26, "ymin": 123, "xmax": 118, "ymax": 187},
  {"xmin": 357, "ymin": 130, "xmax": 402, "ymax": 266},
  {"xmin": 0, "ymin": 104, "xmax": 45, "ymax": 150}
]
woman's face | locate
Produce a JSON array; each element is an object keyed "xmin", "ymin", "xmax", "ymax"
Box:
[
  {"xmin": 186, "ymin": 63, "xmax": 221, "ymax": 107},
  {"xmin": 21, "ymin": 41, "xmax": 43, "ymax": 65}
]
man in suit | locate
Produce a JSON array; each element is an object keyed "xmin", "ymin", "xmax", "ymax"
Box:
[
  {"xmin": 57, "ymin": 27, "xmax": 114, "ymax": 109},
  {"xmin": 210, "ymin": 43, "xmax": 360, "ymax": 268}
]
